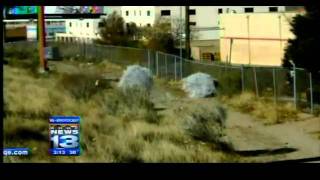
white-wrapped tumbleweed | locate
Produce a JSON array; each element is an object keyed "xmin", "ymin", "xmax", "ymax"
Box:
[{"xmin": 182, "ymin": 72, "xmax": 217, "ymax": 98}]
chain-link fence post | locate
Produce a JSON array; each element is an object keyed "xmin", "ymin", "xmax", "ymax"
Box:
[
  {"xmin": 273, "ymin": 68, "xmax": 278, "ymax": 121},
  {"xmin": 180, "ymin": 57, "xmax": 183, "ymax": 79},
  {"xmin": 288, "ymin": 60, "xmax": 298, "ymax": 110},
  {"xmin": 147, "ymin": 49, "xmax": 151, "ymax": 70},
  {"xmin": 309, "ymin": 72, "xmax": 314, "ymax": 114},
  {"xmin": 241, "ymin": 65, "xmax": 245, "ymax": 93},
  {"xmin": 174, "ymin": 56, "xmax": 177, "ymax": 81},
  {"xmin": 273, "ymin": 68, "xmax": 277, "ymax": 105},
  {"xmin": 156, "ymin": 51, "xmax": 159, "ymax": 77},
  {"xmin": 165, "ymin": 53, "xmax": 168, "ymax": 79},
  {"xmin": 253, "ymin": 67, "xmax": 259, "ymax": 97}
]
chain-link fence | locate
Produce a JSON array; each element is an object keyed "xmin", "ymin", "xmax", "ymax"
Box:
[{"xmin": 4, "ymin": 41, "xmax": 320, "ymax": 114}]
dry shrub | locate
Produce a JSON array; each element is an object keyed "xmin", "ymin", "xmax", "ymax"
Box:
[
  {"xmin": 274, "ymin": 103, "xmax": 298, "ymax": 123},
  {"xmin": 58, "ymin": 72, "xmax": 110, "ymax": 101},
  {"xmin": 183, "ymin": 103, "xmax": 231, "ymax": 150},
  {"xmin": 224, "ymin": 92, "xmax": 299, "ymax": 125},
  {"xmin": 313, "ymin": 105, "xmax": 320, "ymax": 117},
  {"xmin": 4, "ymin": 67, "xmax": 54, "ymax": 118},
  {"xmin": 103, "ymin": 88, "xmax": 160, "ymax": 124},
  {"xmin": 95, "ymin": 60, "xmax": 123, "ymax": 74},
  {"xmin": 227, "ymin": 92, "xmax": 256, "ymax": 112}
]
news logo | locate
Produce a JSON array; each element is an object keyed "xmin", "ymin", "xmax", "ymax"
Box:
[{"xmin": 49, "ymin": 116, "xmax": 81, "ymax": 156}]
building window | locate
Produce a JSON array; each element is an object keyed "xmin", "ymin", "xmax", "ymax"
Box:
[
  {"xmin": 218, "ymin": 8, "xmax": 223, "ymax": 14},
  {"xmin": 69, "ymin": 22, "xmax": 72, "ymax": 27},
  {"xmin": 269, "ymin": 7, "xmax": 278, "ymax": 12},
  {"xmin": 244, "ymin": 7, "xmax": 254, "ymax": 13},
  {"xmin": 139, "ymin": 10, "xmax": 141, "ymax": 16},
  {"xmin": 161, "ymin": 10, "xmax": 170, "ymax": 16},
  {"xmin": 134, "ymin": 10, "xmax": 136, "ymax": 16},
  {"xmin": 147, "ymin": 10, "xmax": 151, "ymax": 16},
  {"xmin": 87, "ymin": 22, "xmax": 89, "ymax": 28},
  {"xmin": 147, "ymin": 23, "xmax": 151, "ymax": 27},
  {"xmin": 190, "ymin": 22, "xmax": 196, "ymax": 26},
  {"xmin": 98, "ymin": 22, "xmax": 104, "ymax": 28},
  {"xmin": 126, "ymin": 10, "xmax": 129, "ymax": 16},
  {"xmin": 189, "ymin": 9, "xmax": 196, "ymax": 15}
]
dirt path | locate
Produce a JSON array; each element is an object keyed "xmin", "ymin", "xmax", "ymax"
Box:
[
  {"xmin": 226, "ymin": 110, "xmax": 320, "ymax": 162},
  {"xmin": 150, "ymin": 80, "xmax": 320, "ymax": 162}
]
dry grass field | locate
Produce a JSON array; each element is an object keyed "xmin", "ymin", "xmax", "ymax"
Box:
[{"xmin": 4, "ymin": 57, "xmax": 320, "ymax": 163}]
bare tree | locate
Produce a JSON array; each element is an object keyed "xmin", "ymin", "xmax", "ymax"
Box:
[
  {"xmin": 97, "ymin": 12, "xmax": 141, "ymax": 46},
  {"xmin": 141, "ymin": 18, "xmax": 175, "ymax": 53},
  {"xmin": 171, "ymin": 18, "xmax": 198, "ymax": 44},
  {"xmin": 97, "ymin": 12, "xmax": 127, "ymax": 45}
]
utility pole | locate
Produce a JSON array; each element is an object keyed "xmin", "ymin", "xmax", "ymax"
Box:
[
  {"xmin": 179, "ymin": 6, "xmax": 182, "ymax": 60},
  {"xmin": 185, "ymin": 6, "xmax": 190, "ymax": 60},
  {"xmin": 37, "ymin": 6, "xmax": 48, "ymax": 72}
]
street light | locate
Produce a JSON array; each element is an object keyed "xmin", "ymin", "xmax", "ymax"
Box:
[{"xmin": 289, "ymin": 60, "xmax": 297, "ymax": 110}]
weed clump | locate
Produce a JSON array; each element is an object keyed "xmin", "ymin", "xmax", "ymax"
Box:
[
  {"xmin": 183, "ymin": 103, "xmax": 231, "ymax": 150},
  {"xmin": 223, "ymin": 92, "xmax": 299, "ymax": 124},
  {"xmin": 104, "ymin": 88, "xmax": 160, "ymax": 124},
  {"xmin": 58, "ymin": 72, "xmax": 110, "ymax": 101}
]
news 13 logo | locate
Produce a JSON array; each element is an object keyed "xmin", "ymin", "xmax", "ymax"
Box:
[{"xmin": 49, "ymin": 116, "xmax": 81, "ymax": 156}]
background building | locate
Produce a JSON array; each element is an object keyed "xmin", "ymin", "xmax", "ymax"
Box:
[
  {"xmin": 55, "ymin": 19, "xmax": 100, "ymax": 43},
  {"xmin": 154, "ymin": 6, "xmax": 286, "ymax": 60},
  {"xmin": 120, "ymin": 6, "xmax": 155, "ymax": 27},
  {"xmin": 219, "ymin": 12, "xmax": 299, "ymax": 66}
]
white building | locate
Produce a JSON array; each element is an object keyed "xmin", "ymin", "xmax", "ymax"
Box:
[
  {"xmin": 120, "ymin": 6, "xmax": 155, "ymax": 27},
  {"xmin": 55, "ymin": 19, "xmax": 101, "ymax": 43},
  {"xmin": 54, "ymin": 6, "xmax": 122, "ymax": 43}
]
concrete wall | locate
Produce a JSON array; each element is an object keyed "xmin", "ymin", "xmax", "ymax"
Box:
[{"xmin": 219, "ymin": 12, "xmax": 298, "ymax": 66}]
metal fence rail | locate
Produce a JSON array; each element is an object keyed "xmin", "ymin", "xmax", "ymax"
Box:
[{"xmin": 4, "ymin": 41, "xmax": 320, "ymax": 114}]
